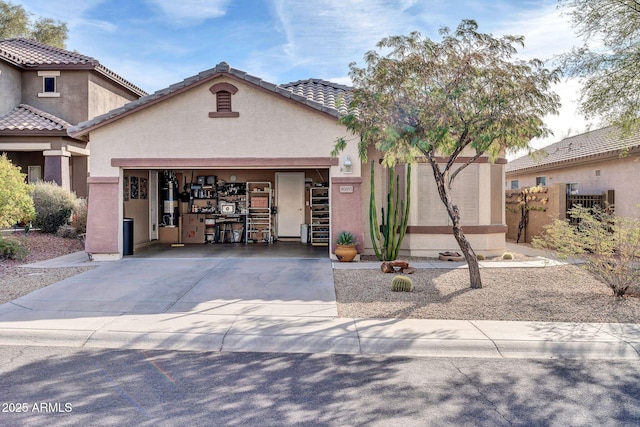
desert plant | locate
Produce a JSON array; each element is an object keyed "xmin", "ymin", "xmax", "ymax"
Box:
[
  {"xmin": 336, "ymin": 231, "xmax": 357, "ymax": 246},
  {"xmin": 533, "ymin": 205, "xmax": 640, "ymax": 297},
  {"xmin": 41, "ymin": 208, "xmax": 72, "ymax": 234},
  {"xmin": 0, "ymin": 154, "xmax": 35, "ymax": 228},
  {"xmin": 0, "ymin": 236, "xmax": 28, "ymax": 260},
  {"xmin": 56, "ymin": 224, "xmax": 77, "ymax": 239},
  {"xmin": 502, "ymin": 252, "xmax": 514, "ymax": 260},
  {"xmin": 391, "ymin": 275, "xmax": 413, "ymax": 292},
  {"xmin": 71, "ymin": 198, "xmax": 87, "ymax": 234},
  {"xmin": 369, "ymin": 161, "xmax": 411, "ymax": 261},
  {"xmin": 31, "ymin": 181, "xmax": 77, "ymax": 233},
  {"xmin": 476, "ymin": 254, "xmax": 486, "ymax": 261}
]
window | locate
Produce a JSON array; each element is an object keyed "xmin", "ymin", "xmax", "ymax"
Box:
[
  {"xmin": 510, "ymin": 180, "xmax": 519, "ymax": 190},
  {"xmin": 27, "ymin": 165, "xmax": 41, "ymax": 183},
  {"xmin": 37, "ymin": 71, "xmax": 60, "ymax": 97},
  {"xmin": 566, "ymin": 183, "xmax": 579, "ymax": 195},
  {"xmin": 43, "ymin": 77, "xmax": 56, "ymax": 92},
  {"xmin": 535, "ymin": 176, "xmax": 546, "ymax": 186},
  {"xmin": 208, "ymin": 82, "xmax": 239, "ymax": 118}
]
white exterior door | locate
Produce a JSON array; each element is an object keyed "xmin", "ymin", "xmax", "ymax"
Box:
[{"xmin": 276, "ymin": 172, "xmax": 305, "ymax": 237}]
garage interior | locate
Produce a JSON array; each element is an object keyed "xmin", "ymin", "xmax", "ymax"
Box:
[{"xmin": 122, "ymin": 168, "xmax": 331, "ymax": 255}]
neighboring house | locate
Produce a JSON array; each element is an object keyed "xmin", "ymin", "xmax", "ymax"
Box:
[
  {"xmin": 506, "ymin": 126, "xmax": 640, "ymax": 219},
  {"xmin": 68, "ymin": 62, "xmax": 507, "ymax": 261},
  {"xmin": 0, "ymin": 38, "xmax": 147, "ymax": 197}
]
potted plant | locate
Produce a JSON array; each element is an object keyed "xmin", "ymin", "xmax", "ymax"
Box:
[{"xmin": 335, "ymin": 231, "xmax": 358, "ymax": 262}]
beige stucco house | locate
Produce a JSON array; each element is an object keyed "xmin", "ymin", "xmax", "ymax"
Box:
[
  {"xmin": 69, "ymin": 62, "xmax": 507, "ymax": 260},
  {"xmin": 506, "ymin": 126, "xmax": 640, "ymax": 219},
  {"xmin": 0, "ymin": 38, "xmax": 147, "ymax": 197}
]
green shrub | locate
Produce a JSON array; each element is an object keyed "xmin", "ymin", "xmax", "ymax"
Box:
[
  {"xmin": 533, "ymin": 205, "xmax": 640, "ymax": 297},
  {"xmin": 56, "ymin": 224, "xmax": 77, "ymax": 239},
  {"xmin": 502, "ymin": 252, "xmax": 514, "ymax": 260},
  {"xmin": 0, "ymin": 154, "xmax": 35, "ymax": 228},
  {"xmin": 41, "ymin": 208, "xmax": 71, "ymax": 234},
  {"xmin": 31, "ymin": 182, "xmax": 77, "ymax": 233},
  {"xmin": 71, "ymin": 198, "xmax": 87, "ymax": 235},
  {"xmin": 0, "ymin": 236, "xmax": 28, "ymax": 260}
]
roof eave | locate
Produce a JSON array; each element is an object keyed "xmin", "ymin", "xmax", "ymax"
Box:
[
  {"xmin": 506, "ymin": 147, "xmax": 640, "ymax": 176},
  {"xmin": 0, "ymin": 129, "xmax": 72, "ymax": 137}
]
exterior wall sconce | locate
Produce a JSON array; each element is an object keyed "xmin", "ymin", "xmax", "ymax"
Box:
[{"xmin": 343, "ymin": 155, "xmax": 353, "ymax": 174}]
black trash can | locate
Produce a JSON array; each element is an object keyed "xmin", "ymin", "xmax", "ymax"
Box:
[{"xmin": 123, "ymin": 218, "xmax": 134, "ymax": 256}]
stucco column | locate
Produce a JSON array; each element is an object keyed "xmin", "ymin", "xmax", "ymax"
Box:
[
  {"xmin": 86, "ymin": 176, "xmax": 121, "ymax": 261},
  {"xmin": 331, "ymin": 177, "xmax": 364, "ymax": 254},
  {"xmin": 43, "ymin": 149, "xmax": 71, "ymax": 191}
]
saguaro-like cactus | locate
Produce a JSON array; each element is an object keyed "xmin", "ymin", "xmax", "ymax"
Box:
[{"xmin": 370, "ymin": 160, "xmax": 411, "ymax": 261}]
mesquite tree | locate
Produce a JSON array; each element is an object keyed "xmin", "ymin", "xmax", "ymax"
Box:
[
  {"xmin": 334, "ymin": 20, "xmax": 560, "ymax": 288},
  {"xmin": 560, "ymin": 0, "xmax": 640, "ymax": 132}
]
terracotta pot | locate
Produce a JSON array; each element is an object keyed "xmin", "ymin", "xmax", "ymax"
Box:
[{"xmin": 335, "ymin": 244, "xmax": 357, "ymax": 262}]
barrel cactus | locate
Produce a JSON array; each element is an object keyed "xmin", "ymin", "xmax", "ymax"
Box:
[{"xmin": 391, "ymin": 275, "xmax": 413, "ymax": 292}]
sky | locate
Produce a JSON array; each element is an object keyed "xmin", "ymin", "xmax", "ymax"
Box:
[{"xmin": 15, "ymin": 0, "xmax": 594, "ymax": 154}]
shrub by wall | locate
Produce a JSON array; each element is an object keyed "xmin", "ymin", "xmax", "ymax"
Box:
[{"xmin": 31, "ymin": 182, "xmax": 78, "ymax": 234}]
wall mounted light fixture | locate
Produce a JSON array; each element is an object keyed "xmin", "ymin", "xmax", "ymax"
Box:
[{"xmin": 344, "ymin": 155, "xmax": 353, "ymax": 174}]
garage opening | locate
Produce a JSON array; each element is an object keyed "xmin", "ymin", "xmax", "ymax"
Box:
[{"xmin": 122, "ymin": 168, "xmax": 330, "ymax": 254}]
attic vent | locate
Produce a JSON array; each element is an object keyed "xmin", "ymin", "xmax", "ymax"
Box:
[
  {"xmin": 217, "ymin": 91, "xmax": 232, "ymax": 112},
  {"xmin": 208, "ymin": 82, "xmax": 239, "ymax": 118}
]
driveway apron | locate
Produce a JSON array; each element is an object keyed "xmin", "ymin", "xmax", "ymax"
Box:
[{"xmin": 0, "ymin": 257, "xmax": 338, "ymax": 319}]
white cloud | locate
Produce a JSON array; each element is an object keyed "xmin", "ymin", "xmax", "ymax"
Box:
[
  {"xmin": 493, "ymin": 2, "xmax": 595, "ymax": 155},
  {"xmin": 266, "ymin": 0, "xmax": 428, "ymax": 80},
  {"xmin": 145, "ymin": 0, "xmax": 231, "ymax": 22},
  {"xmin": 493, "ymin": 2, "xmax": 578, "ymax": 64}
]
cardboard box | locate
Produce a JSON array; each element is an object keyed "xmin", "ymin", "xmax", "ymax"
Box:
[
  {"xmin": 251, "ymin": 197, "xmax": 268, "ymax": 208},
  {"xmin": 159, "ymin": 227, "xmax": 179, "ymax": 243}
]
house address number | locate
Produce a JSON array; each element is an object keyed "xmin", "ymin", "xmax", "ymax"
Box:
[{"xmin": 339, "ymin": 185, "xmax": 354, "ymax": 193}]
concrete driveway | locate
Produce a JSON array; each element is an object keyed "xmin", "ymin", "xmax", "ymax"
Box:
[{"xmin": 2, "ymin": 256, "xmax": 337, "ymax": 317}]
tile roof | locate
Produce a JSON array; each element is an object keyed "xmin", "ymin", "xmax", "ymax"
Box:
[
  {"xmin": 280, "ymin": 79, "xmax": 353, "ymax": 115},
  {"xmin": 506, "ymin": 126, "xmax": 640, "ymax": 173},
  {"xmin": 0, "ymin": 38, "xmax": 147, "ymax": 97},
  {"xmin": 69, "ymin": 62, "xmax": 353, "ymax": 138},
  {"xmin": 0, "ymin": 104, "xmax": 71, "ymax": 133}
]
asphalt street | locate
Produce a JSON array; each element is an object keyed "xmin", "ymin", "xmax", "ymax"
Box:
[{"xmin": 1, "ymin": 346, "xmax": 639, "ymax": 426}]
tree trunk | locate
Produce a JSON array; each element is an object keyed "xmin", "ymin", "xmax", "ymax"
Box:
[
  {"xmin": 428, "ymin": 158, "xmax": 483, "ymax": 289},
  {"xmin": 451, "ymin": 218, "xmax": 482, "ymax": 289}
]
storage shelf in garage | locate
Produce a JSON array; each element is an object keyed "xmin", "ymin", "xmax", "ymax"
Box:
[
  {"xmin": 309, "ymin": 186, "xmax": 329, "ymax": 246},
  {"xmin": 246, "ymin": 182, "xmax": 272, "ymax": 243}
]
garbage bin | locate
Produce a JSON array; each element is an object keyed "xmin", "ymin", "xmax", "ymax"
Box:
[
  {"xmin": 123, "ymin": 218, "xmax": 134, "ymax": 256},
  {"xmin": 300, "ymin": 224, "xmax": 309, "ymax": 244}
]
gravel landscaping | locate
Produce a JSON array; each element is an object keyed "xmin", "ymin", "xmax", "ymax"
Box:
[
  {"xmin": 0, "ymin": 231, "xmax": 94, "ymax": 304},
  {"xmin": 1, "ymin": 232, "xmax": 638, "ymax": 323},
  {"xmin": 334, "ymin": 265, "xmax": 640, "ymax": 323}
]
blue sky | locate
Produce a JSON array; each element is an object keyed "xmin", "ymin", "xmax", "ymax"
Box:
[{"xmin": 16, "ymin": 0, "xmax": 590, "ymax": 151}]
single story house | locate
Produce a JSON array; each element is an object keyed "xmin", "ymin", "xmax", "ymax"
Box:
[
  {"xmin": 68, "ymin": 62, "xmax": 507, "ymax": 260},
  {"xmin": 506, "ymin": 126, "xmax": 640, "ymax": 219}
]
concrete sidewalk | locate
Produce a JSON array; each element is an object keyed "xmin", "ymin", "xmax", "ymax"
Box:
[
  {"xmin": 0, "ymin": 249, "xmax": 637, "ymax": 360},
  {"xmin": 0, "ymin": 312, "xmax": 639, "ymax": 360}
]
